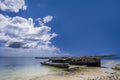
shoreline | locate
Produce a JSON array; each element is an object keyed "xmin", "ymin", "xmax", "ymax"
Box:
[
  {"xmin": 0, "ymin": 58, "xmax": 119, "ymax": 80},
  {"xmin": 30, "ymin": 66, "xmax": 120, "ymax": 80}
]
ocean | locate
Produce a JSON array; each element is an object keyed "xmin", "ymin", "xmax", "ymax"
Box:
[
  {"xmin": 0, "ymin": 57, "xmax": 120, "ymax": 80},
  {"xmin": 0, "ymin": 57, "xmax": 62, "ymax": 80}
]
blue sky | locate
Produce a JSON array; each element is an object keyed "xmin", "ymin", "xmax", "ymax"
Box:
[{"xmin": 0, "ymin": 0, "xmax": 120, "ymax": 56}]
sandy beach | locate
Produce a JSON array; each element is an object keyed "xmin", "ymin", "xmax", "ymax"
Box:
[{"xmin": 31, "ymin": 66, "xmax": 120, "ymax": 80}]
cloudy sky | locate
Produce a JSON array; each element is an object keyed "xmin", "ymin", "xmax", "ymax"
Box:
[{"xmin": 0, "ymin": 0, "xmax": 120, "ymax": 57}]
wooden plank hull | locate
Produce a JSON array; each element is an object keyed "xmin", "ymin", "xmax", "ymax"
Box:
[
  {"xmin": 41, "ymin": 62, "xmax": 69, "ymax": 68},
  {"xmin": 37, "ymin": 55, "xmax": 114, "ymax": 67},
  {"xmin": 50, "ymin": 57, "xmax": 101, "ymax": 67}
]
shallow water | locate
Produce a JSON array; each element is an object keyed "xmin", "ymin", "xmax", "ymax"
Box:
[
  {"xmin": 0, "ymin": 57, "xmax": 119, "ymax": 80},
  {"xmin": 0, "ymin": 57, "xmax": 61, "ymax": 80},
  {"xmin": 101, "ymin": 58, "xmax": 120, "ymax": 73},
  {"xmin": 101, "ymin": 58, "xmax": 120, "ymax": 68}
]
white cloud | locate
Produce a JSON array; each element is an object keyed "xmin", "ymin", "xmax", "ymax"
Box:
[
  {"xmin": 0, "ymin": 0, "xmax": 27, "ymax": 13},
  {"xmin": 43, "ymin": 16, "xmax": 53, "ymax": 23},
  {"xmin": 0, "ymin": 48, "xmax": 71, "ymax": 57},
  {"xmin": 36, "ymin": 16, "xmax": 54, "ymax": 26},
  {"xmin": 0, "ymin": 14, "xmax": 59, "ymax": 53},
  {"xmin": 0, "ymin": 0, "xmax": 69, "ymax": 56},
  {"xmin": 0, "ymin": 48, "xmax": 59, "ymax": 57}
]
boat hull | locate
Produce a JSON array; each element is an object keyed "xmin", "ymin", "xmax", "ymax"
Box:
[{"xmin": 41, "ymin": 62, "xmax": 69, "ymax": 68}]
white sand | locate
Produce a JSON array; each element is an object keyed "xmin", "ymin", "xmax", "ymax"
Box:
[{"xmin": 30, "ymin": 67, "xmax": 120, "ymax": 80}]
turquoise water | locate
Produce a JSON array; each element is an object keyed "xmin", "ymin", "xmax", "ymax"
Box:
[
  {"xmin": 0, "ymin": 57, "xmax": 120, "ymax": 80},
  {"xmin": 0, "ymin": 57, "xmax": 60, "ymax": 80}
]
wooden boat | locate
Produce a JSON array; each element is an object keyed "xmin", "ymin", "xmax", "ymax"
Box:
[
  {"xmin": 41, "ymin": 62, "xmax": 69, "ymax": 68},
  {"xmin": 38, "ymin": 55, "xmax": 115, "ymax": 67},
  {"xmin": 49, "ymin": 57, "xmax": 101, "ymax": 67}
]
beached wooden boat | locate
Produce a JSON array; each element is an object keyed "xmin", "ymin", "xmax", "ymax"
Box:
[
  {"xmin": 49, "ymin": 57, "xmax": 101, "ymax": 67},
  {"xmin": 38, "ymin": 55, "xmax": 115, "ymax": 67},
  {"xmin": 41, "ymin": 62, "xmax": 70, "ymax": 68}
]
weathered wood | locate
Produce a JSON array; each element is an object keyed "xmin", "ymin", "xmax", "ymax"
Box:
[
  {"xmin": 49, "ymin": 57, "xmax": 101, "ymax": 67},
  {"xmin": 38, "ymin": 55, "xmax": 115, "ymax": 67},
  {"xmin": 41, "ymin": 62, "xmax": 70, "ymax": 68},
  {"xmin": 35, "ymin": 55, "xmax": 115, "ymax": 59}
]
